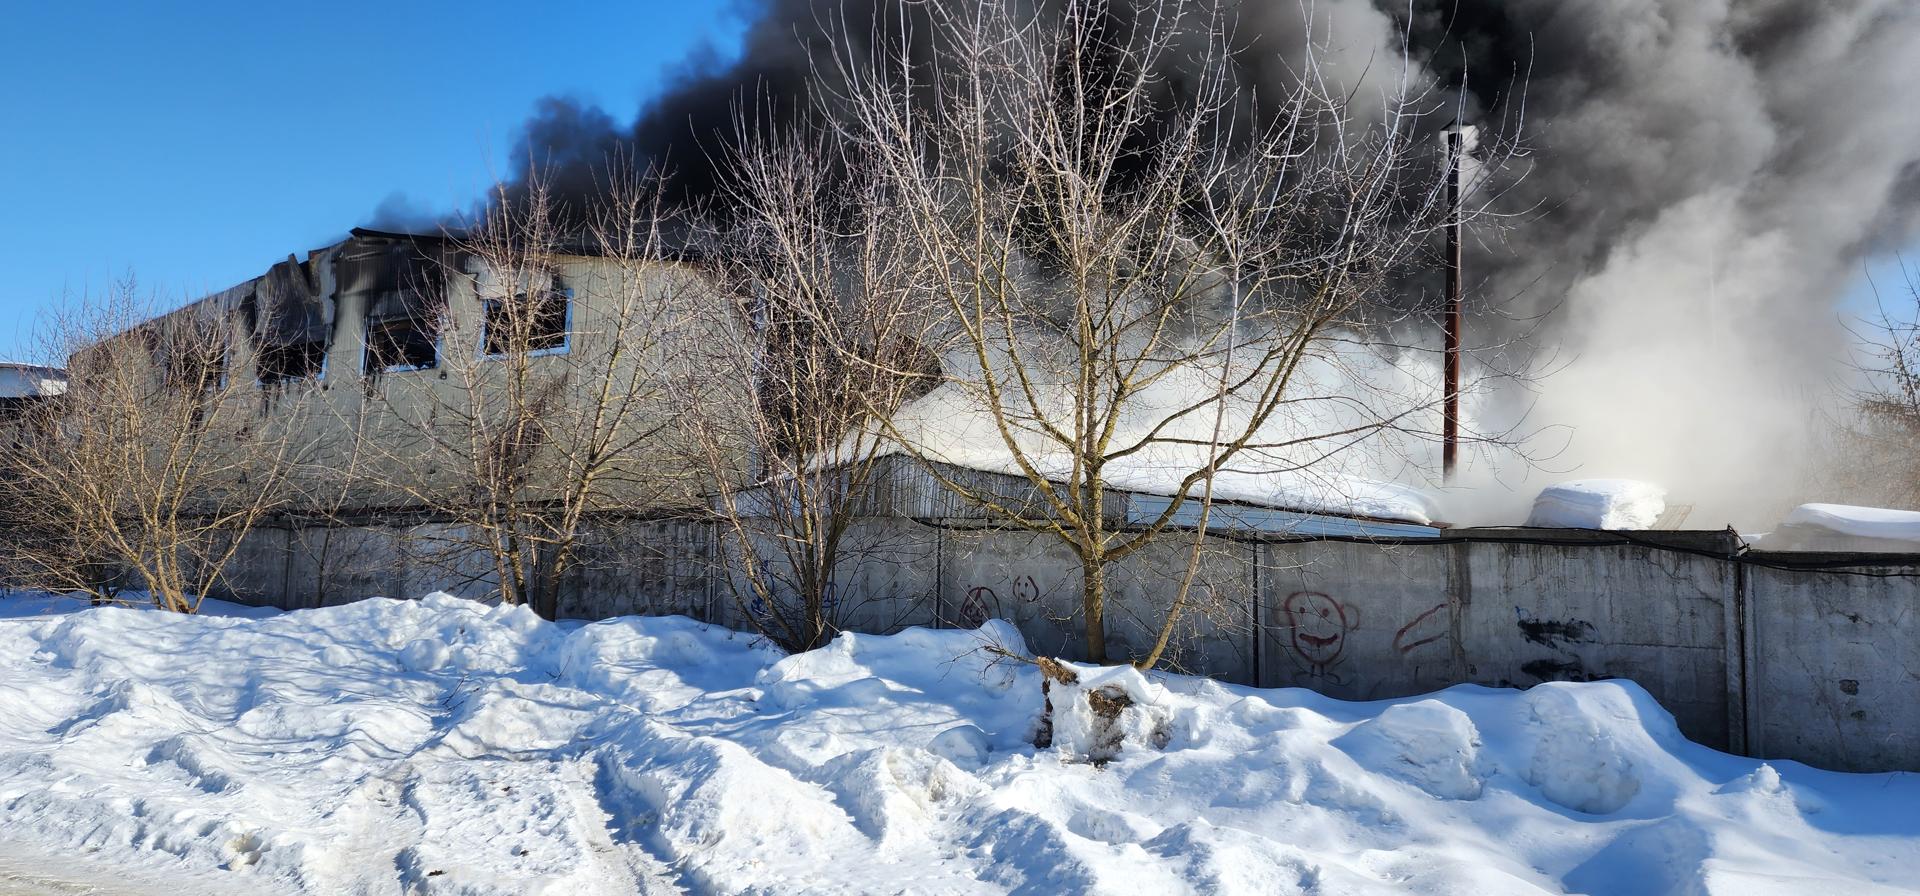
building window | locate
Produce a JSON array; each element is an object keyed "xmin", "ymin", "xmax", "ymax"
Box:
[
  {"xmin": 365, "ymin": 316, "xmax": 439, "ymax": 373},
  {"xmin": 209, "ymin": 346, "xmax": 231, "ymax": 392},
  {"xmin": 257, "ymin": 338, "xmax": 327, "ymax": 385},
  {"xmin": 145, "ymin": 321, "xmax": 227, "ymax": 393},
  {"xmin": 482, "ymin": 288, "xmax": 571, "ymax": 357}
]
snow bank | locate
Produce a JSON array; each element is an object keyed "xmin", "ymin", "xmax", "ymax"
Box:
[
  {"xmin": 0, "ymin": 590, "xmax": 279, "ymax": 620},
  {"xmin": 1333, "ymin": 700, "xmax": 1488, "ymax": 800},
  {"xmin": 1526, "ymin": 479, "xmax": 1667, "ymax": 529},
  {"xmin": 0, "ymin": 594, "xmax": 1914, "ymax": 895},
  {"xmin": 1758, "ymin": 503, "xmax": 1920, "ymax": 552}
]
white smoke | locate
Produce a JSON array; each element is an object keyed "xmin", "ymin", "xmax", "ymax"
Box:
[{"xmin": 1403, "ymin": 0, "xmax": 1920, "ymax": 528}]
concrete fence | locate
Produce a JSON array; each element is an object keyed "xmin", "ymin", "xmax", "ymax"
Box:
[{"xmin": 219, "ymin": 517, "xmax": 1919, "ymax": 773}]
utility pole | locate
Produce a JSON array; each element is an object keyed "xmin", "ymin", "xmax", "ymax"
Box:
[{"xmin": 1441, "ymin": 122, "xmax": 1474, "ymax": 484}]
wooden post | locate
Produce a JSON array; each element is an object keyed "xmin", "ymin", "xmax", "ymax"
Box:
[{"xmin": 1443, "ymin": 124, "xmax": 1467, "ymax": 484}]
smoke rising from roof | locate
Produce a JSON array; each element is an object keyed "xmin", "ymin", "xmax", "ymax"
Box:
[
  {"xmin": 1401, "ymin": 0, "xmax": 1920, "ymax": 526},
  {"xmin": 418, "ymin": 0, "xmax": 1920, "ymax": 527}
]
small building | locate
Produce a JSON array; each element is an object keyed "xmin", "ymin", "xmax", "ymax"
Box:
[
  {"xmin": 0, "ymin": 363, "xmax": 66, "ymax": 421},
  {"xmin": 117, "ymin": 227, "xmax": 737, "ymax": 513}
]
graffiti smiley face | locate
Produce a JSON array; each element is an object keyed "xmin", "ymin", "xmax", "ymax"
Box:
[
  {"xmin": 959, "ymin": 586, "xmax": 995, "ymax": 628},
  {"xmin": 1282, "ymin": 591, "xmax": 1357, "ymax": 671}
]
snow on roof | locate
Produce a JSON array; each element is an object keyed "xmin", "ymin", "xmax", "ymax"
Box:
[
  {"xmin": 1778, "ymin": 503, "xmax": 1920, "ymax": 543},
  {"xmin": 0, "ymin": 363, "xmax": 67, "ymax": 399},
  {"xmin": 879, "ymin": 372, "xmax": 1441, "ymax": 526},
  {"xmin": 1103, "ymin": 463, "xmax": 1437, "ymax": 525},
  {"xmin": 1525, "ymin": 479, "xmax": 1667, "ymax": 530},
  {"xmin": 862, "ymin": 445, "xmax": 1440, "ymax": 526}
]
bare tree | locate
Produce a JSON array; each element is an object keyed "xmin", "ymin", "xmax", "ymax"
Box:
[
  {"xmin": 278, "ymin": 385, "xmax": 387, "ymax": 609},
  {"xmin": 1825, "ymin": 260, "xmax": 1920, "ymax": 509},
  {"xmin": 676, "ymin": 112, "xmax": 940, "ymax": 652},
  {"xmin": 1, "ymin": 280, "xmax": 307, "ymax": 611},
  {"xmin": 356, "ymin": 166, "xmax": 712, "ymax": 615},
  {"xmin": 814, "ymin": 0, "xmax": 1509, "ymax": 666}
]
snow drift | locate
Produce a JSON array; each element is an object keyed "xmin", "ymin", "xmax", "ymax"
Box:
[{"xmin": 0, "ymin": 593, "xmax": 1914, "ymax": 895}]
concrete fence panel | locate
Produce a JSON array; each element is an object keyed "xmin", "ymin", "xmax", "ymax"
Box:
[
  {"xmin": 938, "ymin": 529, "xmax": 1087, "ymax": 660},
  {"xmin": 1458, "ymin": 540, "xmax": 1732, "ymax": 748},
  {"xmin": 204, "ymin": 514, "xmax": 1920, "ymax": 772},
  {"xmin": 703, "ymin": 519, "xmax": 942, "ymax": 638},
  {"xmin": 217, "ymin": 527, "xmax": 294, "ymax": 608},
  {"xmin": 1258, "ymin": 540, "xmax": 1457, "ymax": 701},
  {"xmin": 559, "ymin": 518, "xmax": 718, "ymax": 622},
  {"xmin": 1743, "ymin": 560, "xmax": 1920, "ymax": 771},
  {"xmin": 1102, "ymin": 537, "xmax": 1257, "ymax": 681}
]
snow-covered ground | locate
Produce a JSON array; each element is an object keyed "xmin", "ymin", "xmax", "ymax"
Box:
[{"xmin": 0, "ymin": 593, "xmax": 1914, "ymax": 895}]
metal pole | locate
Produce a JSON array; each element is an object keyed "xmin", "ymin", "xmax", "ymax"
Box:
[{"xmin": 1443, "ymin": 126, "xmax": 1463, "ymax": 484}]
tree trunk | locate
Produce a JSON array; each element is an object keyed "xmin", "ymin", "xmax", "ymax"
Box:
[
  {"xmin": 529, "ymin": 542, "xmax": 560, "ymax": 620},
  {"xmin": 1082, "ymin": 557, "xmax": 1107, "ymax": 664}
]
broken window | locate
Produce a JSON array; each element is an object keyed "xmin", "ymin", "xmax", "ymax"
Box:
[
  {"xmin": 256, "ymin": 339, "xmax": 327, "ymax": 384},
  {"xmin": 147, "ymin": 317, "xmax": 228, "ymax": 393},
  {"xmin": 364, "ymin": 316, "xmax": 440, "ymax": 373},
  {"xmin": 343, "ymin": 240, "xmax": 448, "ymax": 375},
  {"xmin": 248, "ymin": 256, "xmax": 333, "ymax": 385},
  {"xmin": 482, "ymin": 287, "xmax": 571, "ymax": 357},
  {"xmin": 208, "ymin": 346, "xmax": 231, "ymax": 393}
]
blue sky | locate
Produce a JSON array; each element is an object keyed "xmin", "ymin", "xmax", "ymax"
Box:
[
  {"xmin": 0, "ymin": 2, "xmax": 1911, "ymax": 363},
  {"xmin": 0, "ymin": 0, "xmax": 747, "ymax": 361}
]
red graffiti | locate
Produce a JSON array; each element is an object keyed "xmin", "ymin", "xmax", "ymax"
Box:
[
  {"xmin": 960, "ymin": 586, "xmax": 995, "ymax": 627},
  {"xmin": 1393, "ymin": 603, "xmax": 1448, "ymax": 654},
  {"xmin": 1281, "ymin": 591, "xmax": 1357, "ymax": 675}
]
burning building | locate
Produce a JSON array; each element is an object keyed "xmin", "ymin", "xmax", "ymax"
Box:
[{"xmin": 111, "ymin": 226, "xmax": 733, "ymax": 516}]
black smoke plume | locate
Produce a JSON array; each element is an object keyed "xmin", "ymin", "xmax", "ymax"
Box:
[{"xmin": 406, "ymin": 0, "xmax": 1920, "ymax": 525}]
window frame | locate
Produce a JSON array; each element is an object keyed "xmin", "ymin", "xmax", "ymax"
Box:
[
  {"xmin": 209, "ymin": 343, "xmax": 231, "ymax": 393},
  {"xmin": 254, "ymin": 336, "xmax": 330, "ymax": 387},
  {"xmin": 479, "ymin": 287, "xmax": 573, "ymax": 360},
  {"xmin": 361, "ymin": 314, "xmax": 443, "ymax": 375}
]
